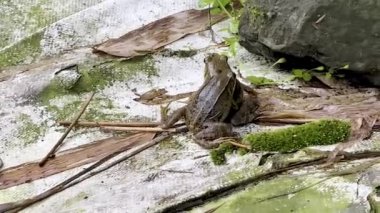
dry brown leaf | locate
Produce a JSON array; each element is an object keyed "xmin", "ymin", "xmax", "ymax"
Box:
[
  {"xmin": 93, "ymin": 9, "xmax": 226, "ymax": 58},
  {"xmin": 0, "ymin": 133, "xmax": 155, "ymax": 190}
]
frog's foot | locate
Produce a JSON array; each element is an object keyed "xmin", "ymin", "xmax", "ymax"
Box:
[
  {"xmin": 194, "ymin": 139, "xmax": 224, "ymax": 149},
  {"xmin": 194, "ymin": 122, "xmax": 233, "ymax": 149}
]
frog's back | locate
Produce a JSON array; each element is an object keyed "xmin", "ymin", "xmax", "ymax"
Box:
[{"xmin": 186, "ymin": 72, "xmax": 238, "ymax": 129}]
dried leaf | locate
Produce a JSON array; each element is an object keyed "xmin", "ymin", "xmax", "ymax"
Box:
[
  {"xmin": 0, "ymin": 133, "xmax": 155, "ymax": 190},
  {"xmin": 93, "ymin": 9, "xmax": 226, "ymax": 58}
]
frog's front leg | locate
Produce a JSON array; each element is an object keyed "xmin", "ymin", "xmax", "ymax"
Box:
[
  {"xmin": 194, "ymin": 122, "xmax": 233, "ymax": 149},
  {"xmin": 161, "ymin": 106, "xmax": 186, "ymax": 128}
]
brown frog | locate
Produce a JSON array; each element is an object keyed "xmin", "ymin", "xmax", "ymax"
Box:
[{"xmin": 162, "ymin": 53, "xmax": 259, "ymax": 148}]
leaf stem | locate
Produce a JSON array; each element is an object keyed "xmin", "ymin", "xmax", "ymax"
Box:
[{"xmin": 215, "ymin": 0, "xmax": 233, "ymax": 18}]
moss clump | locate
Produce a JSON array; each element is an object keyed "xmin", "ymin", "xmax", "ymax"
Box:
[
  {"xmin": 38, "ymin": 56, "xmax": 157, "ymax": 103},
  {"xmin": 16, "ymin": 114, "xmax": 46, "ymax": 146},
  {"xmin": 0, "ymin": 31, "xmax": 43, "ymax": 68},
  {"xmin": 210, "ymin": 143, "xmax": 235, "ymax": 165},
  {"xmin": 243, "ymin": 119, "xmax": 351, "ymax": 152},
  {"xmin": 237, "ymin": 148, "xmax": 249, "ymax": 156}
]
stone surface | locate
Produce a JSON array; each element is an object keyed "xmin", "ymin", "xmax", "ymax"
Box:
[
  {"xmin": 239, "ymin": 0, "xmax": 380, "ymax": 85},
  {"xmin": 1, "ymin": 0, "xmax": 380, "ymax": 212}
]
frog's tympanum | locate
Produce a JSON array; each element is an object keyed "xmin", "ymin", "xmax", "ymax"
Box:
[{"xmin": 162, "ymin": 53, "xmax": 259, "ymax": 148}]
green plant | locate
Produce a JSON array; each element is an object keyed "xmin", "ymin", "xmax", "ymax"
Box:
[
  {"xmin": 199, "ymin": 0, "xmax": 242, "ymax": 56},
  {"xmin": 246, "ymin": 76, "xmax": 275, "ymax": 86}
]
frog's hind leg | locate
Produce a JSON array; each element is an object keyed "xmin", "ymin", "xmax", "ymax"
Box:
[
  {"xmin": 161, "ymin": 106, "xmax": 186, "ymax": 128},
  {"xmin": 230, "ymin": 93, "xmax": 259, "ymax": 126}
]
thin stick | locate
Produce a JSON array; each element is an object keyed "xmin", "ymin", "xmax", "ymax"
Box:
[
  {"xmin": 58, "ymin": 121, "xmax": 160, "ymax": 127},
  {"xmin": 1, "ymin": 133, "xmax": 173, "ymax": 213},
  {"xmin": 229, "ymin": 141, "xmax": 250, "ymax": 150},
  {"xmin": 39, "ymin": 92, "xmax": 96, "ymax": 167},
  {"xmin": 101, "ymin": 126, "xmax": 179, "ymax": 132}
]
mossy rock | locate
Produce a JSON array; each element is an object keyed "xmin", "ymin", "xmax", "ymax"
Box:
[{"xmin": 244, "ymin": 119, "xmax": 351, "ymax": 152}]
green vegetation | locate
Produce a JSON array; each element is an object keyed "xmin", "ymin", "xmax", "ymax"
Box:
[
  {"xmin": 244, "ymin": 119, "xmax": 351, "ymax": 152},
  {"xmin": 210, "ymin": 119, "xmax": 350, "ymax": 165},
  {"xmin": 198, "ymin": 0, "xmax": 243, "ymax": 57},
  {"xmin": 38, "ymin": 56, "xmax": 157, "ymax": 121},
  {"xmin": 16, "ymin": 114, "xmax": 47, "ymax": 146},
  {"xmin": 39, "ymin": 56, "xmax": 157, "ymax": 103},
  {"xmin": 195, "ymin": 176, "xmax": 352, "ymax": 212},
  {"xmin": 291, "ymin": 64, "xmax": 350, "ymax": 82},
  {"xmin": 210, "ymin": 142, "xmax": 235, "ymax": 165},
  {"xmin": 0, "ymin": 32, "xmax": 43, "ymax": 68},
  {"xmin": 246, "ymin": 76, "xmax": 275, "ymax": 86}
]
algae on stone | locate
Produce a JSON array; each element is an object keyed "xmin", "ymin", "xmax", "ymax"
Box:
[
  {"xmin": 39, "ymin": 56, "xmax": 157, "ymax": 103},
  {"xmin": 38, "ymin": 56, "xmax": 157, "ymax": 121},
  {"xmin": 16, "ymin": 113, "xmax": 47, "ymax": 146},
  {"xmin": 0, "ymin": 31, "xmax": 43, "ymax": 68},
  {"xmin": 195, "ymin": 176, "xmax": 353, "ymax": 213}
]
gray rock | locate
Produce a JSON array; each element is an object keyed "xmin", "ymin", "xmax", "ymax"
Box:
[
  {"xmin": 239, "ymin": 0, "xmax": 380, "ymax": 85},
  {"xmin": 54, "ymin": 65, "xmax": 81, "ymax": 90}
]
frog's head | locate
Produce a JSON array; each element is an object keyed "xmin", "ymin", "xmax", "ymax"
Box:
[{"xmin": 204, "ymin": 53, "xmax": 231, "ymax": 79}]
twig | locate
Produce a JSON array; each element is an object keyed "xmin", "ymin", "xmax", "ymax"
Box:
[
  {"xmin": 162, "ymin": 169, "xmax": 193, "ymax": 174},
  {"xmin": 208, "ymin": 4, "xmax": 217, "ymax": 43},
  {"xmin": 101, "ymin": 126, "xmax": 182, "ymax": 133},
  {"xmin": 58, "ymin": 121, "xmax": 161, "ymax": 127},
  {"xmin": 229, "ymin": 141, "xmax": 250, "ymax": 149},
  {"xmin": 39, "ymin": 92, "xmax": 96, "ymax": 167},
  {"xmin": 0, "ymin": 132, "xmax": 174, "ymax": 213}
]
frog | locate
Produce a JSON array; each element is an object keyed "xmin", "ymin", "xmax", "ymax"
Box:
[{"xmin": 162, "ymin": 53, "xmax": 259, "ymax": 148}]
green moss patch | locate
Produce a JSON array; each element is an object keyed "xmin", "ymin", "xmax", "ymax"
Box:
[
  {"xmin": 0, "ymin": 31, "xmax": 43, "ymax": 68},
  {"xmin": 16, "ymin": 113, "xmax": 47, "ymax": 146},
  {"xmin": 244, "ymin": 119, "xmax": 351, "ymax": 152},
  {"xmin": 210, "ymin": 143, "xmax": 235, "ymax": 165},
  {"xmin": 39, "ymin": 56, "xmax": 157, "ymax": 103}
]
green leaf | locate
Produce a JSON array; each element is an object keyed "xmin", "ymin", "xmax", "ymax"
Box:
[
  {"xmin": 210, "ymin": 7, "xmax": 223, "ymax": 14},
  {"xmin": 198, "ymin": 0, "xmax": 215, "ymax": 7},
  {"xmin": 325, "ymin": 72, "xmax": 332, "ymax": 79},
  {"xmin": 302, "ymin": 72, "xmax": 312, "ymax": 81},
  {"xmin": 312, "ymin": 66, "xmax": 325, "ymax": 71},
  {"xmin": 246, "ymin": 76, "xmax": 275, "ymax": 86},
  {"xmin": 292, "ymin": 69, "xmax": 305, "ymax": 78},
  {"xmin": 340, "ymin": 64, "xmax": 349, "ymax": 70},
  {"xmin": 216, "ymin": 0, "xmax": 231, "ymax": 7}
]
